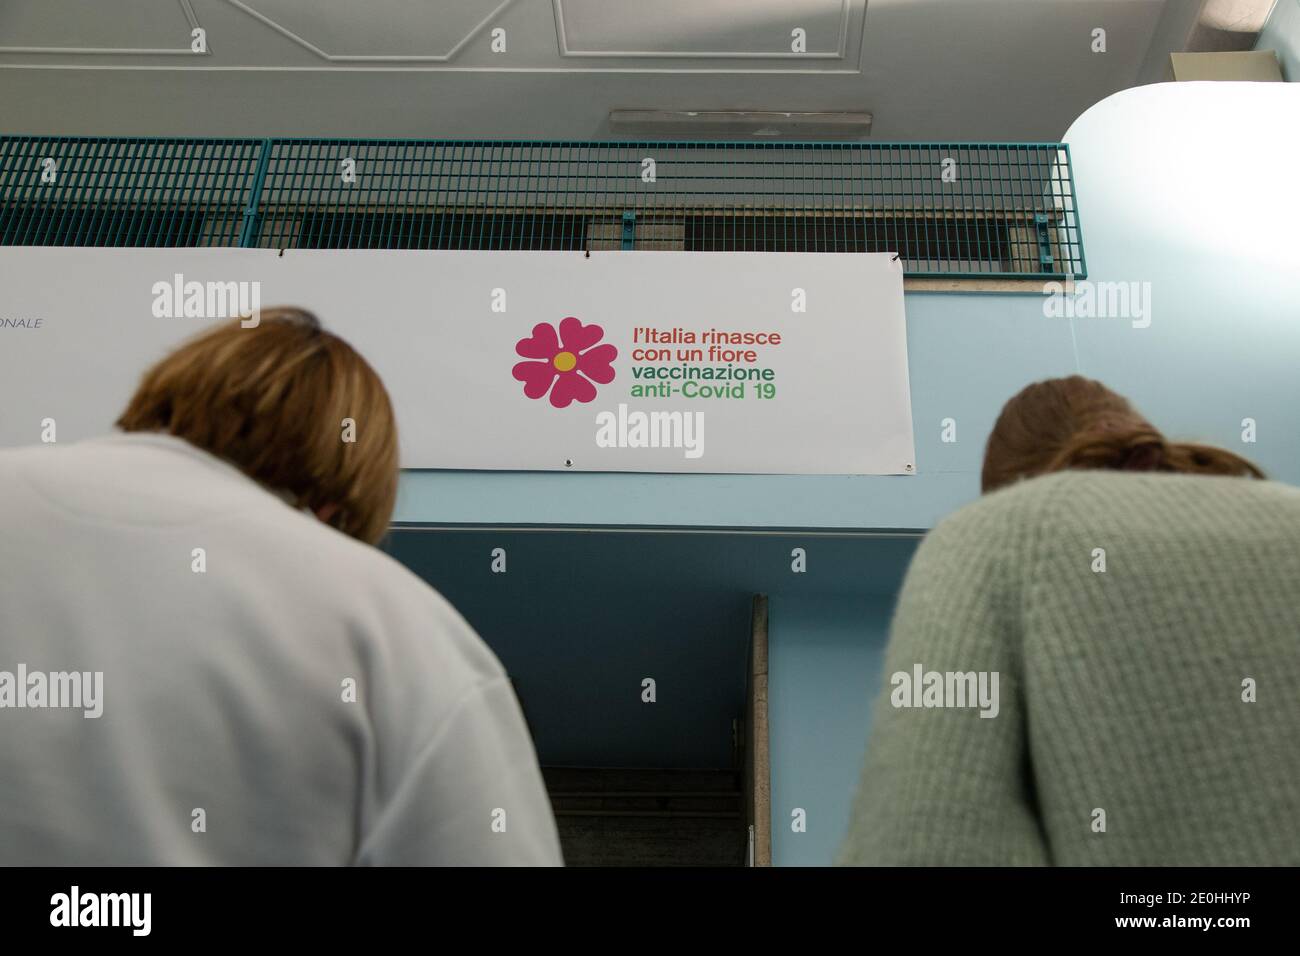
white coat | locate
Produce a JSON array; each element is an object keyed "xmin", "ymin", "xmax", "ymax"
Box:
[{"xmin": 0, "ymin": 432, "xmax": 562, "ymax": 865}]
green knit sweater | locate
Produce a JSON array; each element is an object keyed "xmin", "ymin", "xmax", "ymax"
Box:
[{"xmin": 838, "ymin": 470, "xmax": 1300, "ymax": 866}]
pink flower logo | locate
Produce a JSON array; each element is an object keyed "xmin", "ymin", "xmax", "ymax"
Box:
[{"xmin": 512, "ymin": 316, "xmax": 617, "ymax": 408}]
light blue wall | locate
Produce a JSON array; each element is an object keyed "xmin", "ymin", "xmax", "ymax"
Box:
[
  {"xmin": 387, "ymin": 82, "xmax": 1300, "ymax": 866},
  {"xmin": 390, "ymin": 286, "xmax": 1063, "ymax": 866},
  {"xmin": 386, "ymin": 527, "xmax": 917, "ymax": 772},
  {"xmin": 768, "ymin": 595, "xmax": 893, "ymax": 866},
  {"xmin": 763, "ymin": 82, "xmax": 1300, "ymax": 865},
  {"xmin": 1258, "ymin": 0, "xmax": 1300, "ymax": 80},
  {"xmin": 1063, "ymin": 82, "xmax": 1300, "ymax": 485}
]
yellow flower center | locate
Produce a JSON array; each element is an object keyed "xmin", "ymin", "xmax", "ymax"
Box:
[{"xmin": 553, "ymin": 351, "xmax": 577, "ymax": 372}]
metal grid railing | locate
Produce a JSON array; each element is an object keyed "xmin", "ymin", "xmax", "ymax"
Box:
[
  {"xmin": 0, "ymin": 136, "xmax": 1086, "ymax": 278},
  {"xmin": 0, "ymin": 136, "xmax": 264, "ymax": 247}
]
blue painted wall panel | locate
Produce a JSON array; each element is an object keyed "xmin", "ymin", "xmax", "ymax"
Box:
[
  {"xmin": 767, "ymin": 595, "xmax": 894, "ymax": 866},
  {"xmin": 386, "ymin": 528, "xmax": 917, "ymax": 772}
]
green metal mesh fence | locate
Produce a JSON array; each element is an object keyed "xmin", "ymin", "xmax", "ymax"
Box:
[
  {"xmin": 0, "ymin": 136, "xmax": 1085, "ymax": 278},
  {"xmin": 0, "ymin": 136, "xmax": 263, "ymax": 247}
]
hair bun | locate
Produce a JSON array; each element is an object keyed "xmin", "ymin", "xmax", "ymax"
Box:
[{"xmin": 1120, "ymin": 436, "xmax": 1167, "ymax": 472}]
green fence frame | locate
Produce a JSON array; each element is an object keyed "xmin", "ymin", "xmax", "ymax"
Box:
[{"xmin": 0, "ymin": 136, "xmax": 1086, "ymax": 278}]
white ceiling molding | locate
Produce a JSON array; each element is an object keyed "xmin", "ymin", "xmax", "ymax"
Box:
[
  {"xmin": 553, "ymin": 0, "xmax": 855, "ymax": 60},
  {"xmin": 0, "ymin": 0, "xmax": 1189, "ymax": 141},
  {"xmin": 0, "ymin": 0, "xmax": 204, "ymax": 56},
  {"xmin": 224, "ymin": 0, "xmax": 519, "ymax": 62},
  {"xmin": 0, "ymin": 0, "xmax": 868, "ymax": 74}
]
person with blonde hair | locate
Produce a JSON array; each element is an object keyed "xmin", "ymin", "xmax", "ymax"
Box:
[
  {"xmin": 840, "ymin": 375, "xmax": 1300, "ymax": 865},
  {"xmin": 0, "ymin": 308, "xmax": 562, "ymax": 866}
]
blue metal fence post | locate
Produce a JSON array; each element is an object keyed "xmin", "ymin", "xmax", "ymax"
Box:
[
  {"xmin": 621, "ymin": 210, "xmax": 636, "ymax": 250},
  {"xmin": 238, "ymin": 139, "xmax": 273, "ymax": 248},
  {"xmin": 1033, "ymin": 213, "xmax": 1055, "ymax": 270}
]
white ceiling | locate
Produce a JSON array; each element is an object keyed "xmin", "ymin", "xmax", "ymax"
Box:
[{"xmin": 0, "ymin": 0, "xmax": 1215, "ymax": 140}]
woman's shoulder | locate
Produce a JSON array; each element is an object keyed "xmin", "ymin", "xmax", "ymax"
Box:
[{"xmin": 927, "ymin": 471, "xmax": 1300, "ymax": 576}]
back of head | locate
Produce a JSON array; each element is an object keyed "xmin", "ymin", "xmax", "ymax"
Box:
[
  {"xmin": 981, "ymin": 375, "xmax": 1262, "ymax": 494},
  {"xmin": 116, "ymin": 307, "xmax": 399, "ymax": 544}
]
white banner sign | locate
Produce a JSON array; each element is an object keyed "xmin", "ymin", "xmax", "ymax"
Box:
[{"xmin": 0, "ymin": 248, "xmax": 914, "ymax": 475}]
